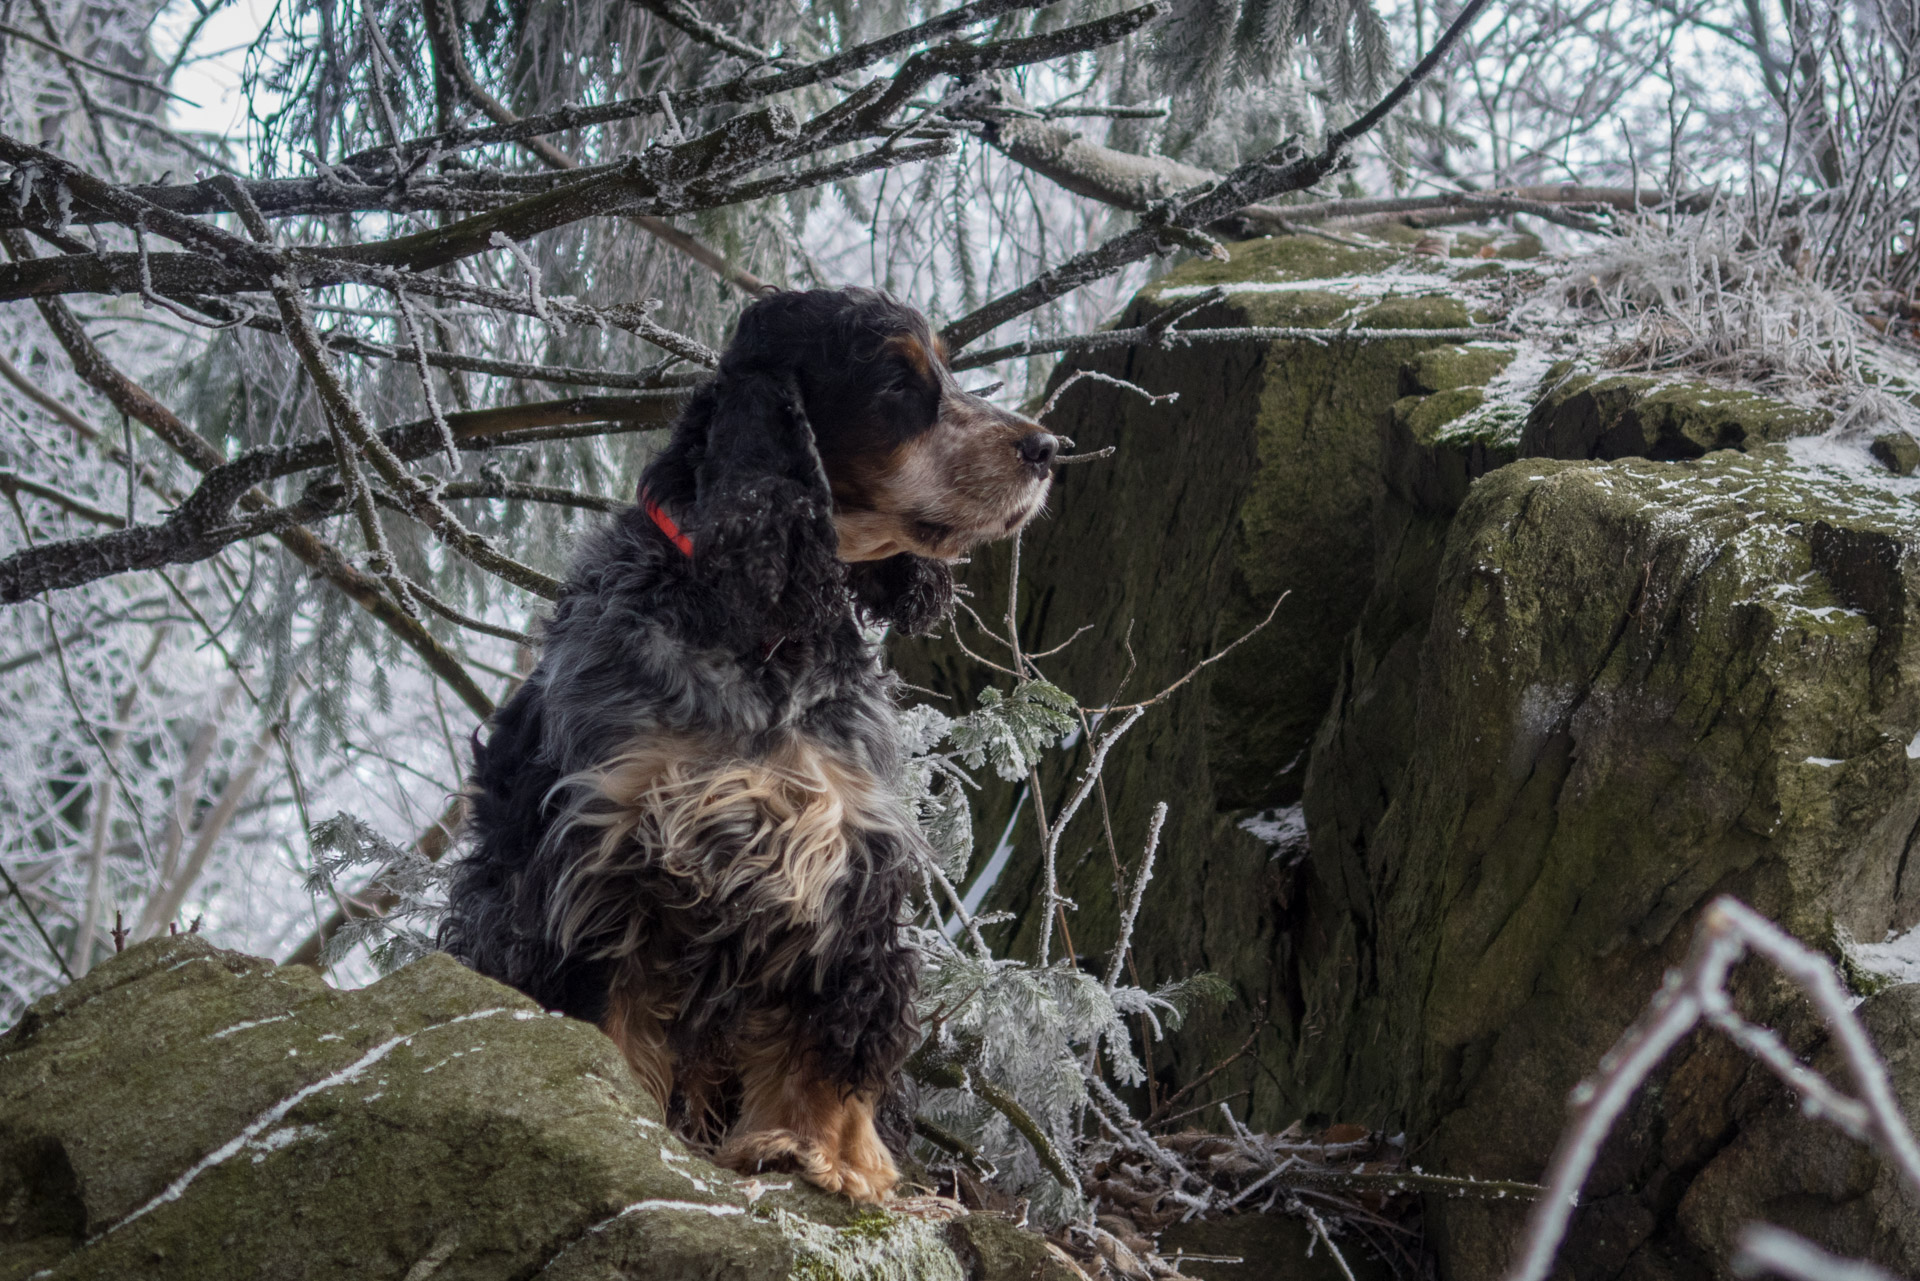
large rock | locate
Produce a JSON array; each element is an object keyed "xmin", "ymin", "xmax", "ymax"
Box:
[
  {"xmin": 0, "ymin": 936, "xmax": 1073, "ymax": 1280},
  {"xmin": 893, "ymin": 230, "xmax": 1536, "ymax": 1121},
  {"xmin": 1676, "ymin": 983, "xmax": 1920, "ymax": 1275},
  {"xmin": 899, "ymin": 229, "xmax": 1920, "ymax": 1277},
  {"xmin": 1296, "ymin": 440, "xmax": 1920, "ymax": 1276}
]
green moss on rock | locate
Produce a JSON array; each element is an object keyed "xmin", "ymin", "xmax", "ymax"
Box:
[
  {"xmin": 1872, "ymin": 431, "xmax": 1920, "ymax": 476},
  {"xmin": 892, "ymin": 236, "xmax": 1490, "ymax": 1129},
  {"xmin": 1354, "ymin": 295, "xmax": 1472, "ymax": 330},
  {"xmin": 1143, "ymin": 235, "xmax": 1403, "ymax": 290},
  {"xmin": 0, "ymin": 939, "xmax": 1069, "ymax": 1281},
  {"xmin": 1395, "ymin": 388, "xmax": 1485, "ymax": 437},
  {"xmin": 1525, "ymin": 371, "xmax": 1830, "ymax": 459},
  {"xmin": 1294, "ymin": 446, "xmax": 1920, "ymax": 1274},
  {"xmin": 1405, "ymin": 345, "xmax": 1515, "ymax": 395}
]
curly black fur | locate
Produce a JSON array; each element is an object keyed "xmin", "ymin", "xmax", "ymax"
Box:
[{"xmin": 439, "ymin": 288, "xmax": 1041, "ymax": 1105}]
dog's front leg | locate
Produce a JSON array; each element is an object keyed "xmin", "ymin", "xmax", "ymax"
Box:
[
  {"xmin": 603, "ymin": 978, "xmax": 675, "ymax": 1113},
  {"xmin": 716, "ymin": 1016, "xmax": 899, "ymax": 1203}
]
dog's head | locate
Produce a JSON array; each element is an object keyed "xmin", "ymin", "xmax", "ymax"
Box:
[
  {"xmin": 652, "ymin": 288, "xmax": 1056, "ymax": 636},
  {"xmin": 782, "ymin": 291, "xmax": 1057, "ymax": 563}
]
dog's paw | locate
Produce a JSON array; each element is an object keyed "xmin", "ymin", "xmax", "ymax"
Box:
[
  {"xmin": 830, "ymin": 1148, "xmax": 899, "ymax": 1205},
  {"xmin": 833, "ymin": 1117, "xmax": 900, "ymax": 1204},
  {"xmin": 717, "ymin": 1128, "xmax": 833, "ymax": 1183},
  {"xmin": 716, "ymin": 1128, "xmax": 898, "ymax": 1204}
]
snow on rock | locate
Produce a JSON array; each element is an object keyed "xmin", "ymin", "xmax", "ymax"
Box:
[{"xmin": 0, "ymin": 936, "xmax": 1073, "ymax": 1281}]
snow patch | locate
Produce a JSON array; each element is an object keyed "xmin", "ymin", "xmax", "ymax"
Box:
[
  {"xmin": 1239, "ymin": 804, "xmax": 1307, "ymax": 860},
  {"xmin": 1844, "ymin": 922, "xmax": 1920, "ymax": 992},
  {"xmin": 659, "ymin": 1145, "xmax": 712, "ymax": 1192},
  {"xmin": 598, "ymin": 1199, "xmax": 743, "ymax": 1223},
  {"xmin": 1433, "ymin": 338, "xmax": 1563, "ymax": 449},
  {"xmin": 1785, "ymin": 432, "xmax": 1920, "ymax": 505},
  {"xmin": 210, "ymin": 1013, "xmax": 293, "ymax": 1040}
]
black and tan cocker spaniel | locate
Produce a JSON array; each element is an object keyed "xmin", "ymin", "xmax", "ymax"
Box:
[{"xmin": 439, "ymin": 288, "xmax": 1059, "ymax": 1202}]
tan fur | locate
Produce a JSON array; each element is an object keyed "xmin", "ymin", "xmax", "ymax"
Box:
[
  {"xmin": 834, "ymin": 391, "xmax": 1050, "ymax": 563},
  {"xmin": 603, "ymin": 983, "xmax": 674, "ymax": 1111},
  {"xmin": 548, "ymin": 731, "xmax": 903, "ymax": 979},
  {"xmin": 887, "ymin": 334, "xmax": 932, "ymax": 379},
  {"xmin": 554, "ymin": 731, "xmax": 908, "ymax": 1200},
  {"xmin": 716, "ymin": 1016, "xmax": 900, "ymax": 1203}
]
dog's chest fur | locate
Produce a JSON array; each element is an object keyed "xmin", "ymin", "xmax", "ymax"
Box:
[{"xmin": 457, "ymin": 506, "xmax": 918, "ymax": 1047}]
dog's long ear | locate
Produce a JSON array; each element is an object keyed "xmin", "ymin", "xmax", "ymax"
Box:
[
  {"xmin": 688, "ymin": 317, "xmax": 843, "ymax": 627},
  {"xmin": 846, "ymin": 554, "xmax": 953, "ymax": 636}
]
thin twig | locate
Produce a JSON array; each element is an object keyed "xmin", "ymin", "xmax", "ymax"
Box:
[
  {"xmin": 0, "ymin": 21, "xmax": 197, "ymax": 102},
  {"xmin": 1089, "ymin": 592, "xmax": 1288, "ymax": 714},
  {"xmin": 1037, "ymin": 369, "xmax": 1178, "ymax": 422},
  {"xmin": 1505, "ymin": 896, "xmax": 1920, "ymax": 1281},
  {"xmin": 0, "ymin": 856, "xmax": 74, "ymax": 983},
  {"xmin": 1104, "ymin": 801, "xmax": 1167, "ymax": 991},
  {"xmin": 1038, "ymin": 706, "xmax": 1146, "ymax": 967}
]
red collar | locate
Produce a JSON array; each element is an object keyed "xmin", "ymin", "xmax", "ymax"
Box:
[{"xmin": 641, "ymin": 488, "xmax": 692, "ymax": 558}]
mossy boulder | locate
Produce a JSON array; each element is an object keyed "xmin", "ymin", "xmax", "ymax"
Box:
[
  {"xmin": 1872, "ymin": 431, "xmax": 1920, "ymax": 476},
  {"xmin": 896, "ymin": 236, "xmax": 1920, "ymax": 1276},
  {"xmin": 0, "ymin": 936, "xmax": 1072, "ymax": 1281},
  {"xmin": 892, "ymin": 234, "xmax": 1507, "ymax": 1124},
  {"xmin": 1295, "ymin": 445, "xmax": 1920, "ymax": 1274},
  {"xmin": 1524, "ymin": 370, "xmax": 1829, "ymax": 460},
  {"xmin": 1405, "ymin": 345, "xmax": 1515, "ymax": 395}
]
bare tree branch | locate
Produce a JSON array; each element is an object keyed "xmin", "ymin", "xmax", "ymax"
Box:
[
  {"xmin": 343, "ymin": 0, "xmax": 1060, "ymax": 166},
  {"xmin": 1, "ymin": 230, "xmax": 496, "ymax": 720},
  {"xmin": 940, "ymin": 0, "xmax": 1499, "ymax": 347},
  {"xmin": 0, "ymin": 391, "xmax": 668, "ymax": 602},
  {"xmin": 423, "ymin": 0, "xmax": 770, "ymax": 292}
]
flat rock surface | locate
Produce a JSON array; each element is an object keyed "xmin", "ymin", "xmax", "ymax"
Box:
[
  {"xmin": 1304, "ymin": 444, "xmax": 1920, "ymax": 1274},
  {"xmin": 0, "ymin": 936, "xmax": 1072, "ymax": 1281}
]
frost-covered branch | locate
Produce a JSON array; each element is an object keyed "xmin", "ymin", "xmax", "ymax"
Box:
[
  {"xmin": 1505, "ymin": 896, "xmax": 1920, "ymax": 1281},
  {"xmin": 941, "ymin": 0, "xmax": 1498, "ymax": 347}
]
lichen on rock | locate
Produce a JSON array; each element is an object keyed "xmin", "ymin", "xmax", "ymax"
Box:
[
  {"xmin": 894, "ymin": 231, "xmax": 1920, "ymax": 1277},
  {"xmin": 0, "ymin": 937, "xmax": 1073, "ymax": 1281}
]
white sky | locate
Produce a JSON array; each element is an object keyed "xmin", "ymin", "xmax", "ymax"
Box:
[{"xmin": 152, "ymin": 0, "xmax": 280, "ymax": 148}]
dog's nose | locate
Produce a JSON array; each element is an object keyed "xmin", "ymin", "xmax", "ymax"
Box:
[{"xmin": 1015, "ymin": 432, "xmax": 1059, "ymax": 468}]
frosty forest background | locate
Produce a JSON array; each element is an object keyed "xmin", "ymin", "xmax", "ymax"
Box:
[
  {"xmin": 3, "ymin": 0, "xmax": 1906, "ymax": 1009},
  {"xmin": 0, "ymin": 0, "xmax": 1918, "ymax": 1272}
]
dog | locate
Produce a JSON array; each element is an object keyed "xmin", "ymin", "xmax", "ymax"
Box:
[{"xmin": 439, "ymin": 288, "xmax": 1058, "ymax": 1201}]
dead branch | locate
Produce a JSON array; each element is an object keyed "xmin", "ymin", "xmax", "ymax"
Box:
[
  {"xmin": 1505, "ymin": 896, "xmax": 1920, "ymax": 1281},
  {"xmin": 0, "ymin": 470, "xmax": 126, "ymax": 528},
  {"xmin": 627, "ymin": 0, "xmax": 785, "ymax": 66},
  {"xmin": 424, "ymin": 0, "xmax": 768, "ymax": 292},
  {"xmin": 983, "ymin": 109, "xmax": 1217, "ymax": 212},
  {"xmin": 0, "ymin": 21, "xmax": 193, "ymax": 102},
  {"xmin": 1088, "ymin": 592, "xmax": 1287, "ymax": 715},
  {"xmin": 347, "ymin": 0, "xmax": 1059, "ymax": 166},
  {"xmin": 2, "ymin": 231, "xmax": 496, "ymax": 719},
  {"xmin": 940, "ymin": 0, "xmax": 1499, "ymax": 348}
]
